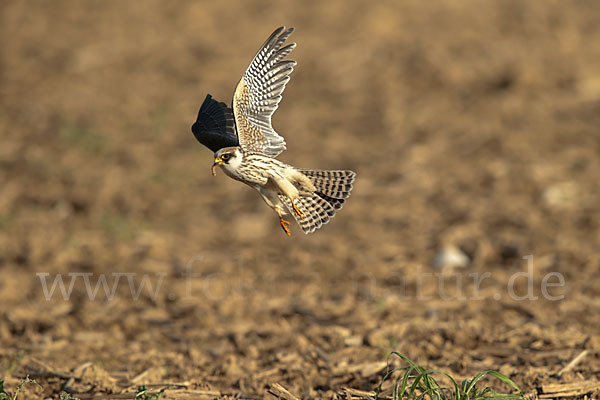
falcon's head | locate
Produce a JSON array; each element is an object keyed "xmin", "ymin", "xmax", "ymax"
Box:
[{"xmin": 212, "ymin": 147, "xmax": 243, "ymax": 176}]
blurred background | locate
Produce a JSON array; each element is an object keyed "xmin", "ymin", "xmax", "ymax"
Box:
[{"xmin": 1, "ymin": 0, "xmax": 599, "ymax": 398}]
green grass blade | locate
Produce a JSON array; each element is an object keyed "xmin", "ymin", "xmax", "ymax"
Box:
[
  {"xmin": 464, "ymin": 370, "xmax": 521, "ymax": 394},
  {"xmin": 376, "ymin": 352, "xmax": 523, "ymax": 400}
]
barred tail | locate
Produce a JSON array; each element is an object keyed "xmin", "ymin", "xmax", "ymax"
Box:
[
  {"xmin": 301, "ymin": 168, "xmax": 356, "ymax": 202},
  {"xmin": 279, "ymin": 169, "xmax": 356, "ymax": 234}
]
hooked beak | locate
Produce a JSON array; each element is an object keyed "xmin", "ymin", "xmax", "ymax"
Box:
[{"xmin": 211, "ymin": 157, "xmax": 224, "ymax": 176}]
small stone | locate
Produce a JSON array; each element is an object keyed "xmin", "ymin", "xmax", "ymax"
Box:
[
  {"xmin": 344, "ymin": 334, "xmax": 363, "ymax": 347},
  {"xmin": 432, "ymin": 244, "xmax": 470, "ymax": 269},
  {"xmin": 542, "ymin": 181, "xmax": 579, "ymax": 209}
]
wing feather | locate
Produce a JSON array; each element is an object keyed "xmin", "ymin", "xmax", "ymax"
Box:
[
  {"xmin": 232, "ymin": 26, "xmax": 296, "ymax": 157},
  {"xmin": 191, "ymin": 94, "xmax": 239, "ymax": 152}
]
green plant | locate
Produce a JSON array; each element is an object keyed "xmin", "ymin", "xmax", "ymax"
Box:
[
  {"xmin": 134, "ymin": 385, "xmax": 171, "ymax": 400},
  {"xmin": 375, "ymin": 352, "xmax": 523, "ymax": 400},
  {"xmin": 59, "ymin": 392, "xmax": 80, "ymax": 400},
  {"xmin": 0, "ymin": 376, "xmax": 39, "ymax": 400},
  {"xmin": 0, "ymin": 380, "xmax": 7, "ymax": 400}
]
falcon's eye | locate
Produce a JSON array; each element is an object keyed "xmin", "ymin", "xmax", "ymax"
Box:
[{"xmin": 221, "ymin": 154, "xmax": 231, "ymax": 161}]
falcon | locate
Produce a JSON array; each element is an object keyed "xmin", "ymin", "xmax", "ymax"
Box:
[{"xmin": 191, "ymin": 27, "xmax": 355, "ymax": 236}]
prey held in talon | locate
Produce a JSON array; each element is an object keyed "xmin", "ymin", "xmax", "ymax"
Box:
[{"xmin": 192, "ymin": 27, "xmax": 355, "ymax": 236}]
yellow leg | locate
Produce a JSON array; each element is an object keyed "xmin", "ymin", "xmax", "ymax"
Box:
[
  {"xmin": 291, "ymin": 199, "xmax": 303, "ymax": 217},
  {"xmin": 279, "ymin": 217, "xmax": 291, "ymax": 236},
  {"xmin": 277, "ymin": 209, "xmax": 292, "ymax": 237}
]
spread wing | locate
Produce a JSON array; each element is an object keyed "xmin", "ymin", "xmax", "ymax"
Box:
[
  {"xmin": 232, "ymin": 26, "xmax": 296, "ymax": 157},
  {"xmin": 191, "ymin": 94, "xmax": 239, "ymax": 152}
]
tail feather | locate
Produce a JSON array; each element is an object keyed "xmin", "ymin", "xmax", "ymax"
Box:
[
  {"xmin": 316, "ymin": 192, "xmax": 345, "ymax": 210},
  {"xmin": 280, "ymin": 169, "xmax": 356, "ymax": 234},
  {"xmin": 279, "ymin": 194, "xmax": 336, "ymax": 234},
  {"xmin": 299, "ymin": 169, "xmax": 356, "ymax": 199}
]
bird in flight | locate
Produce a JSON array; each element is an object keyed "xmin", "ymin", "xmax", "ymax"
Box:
[{"xmin": 191, "ymin": 27, "xmax": 355, "ymax": 236}]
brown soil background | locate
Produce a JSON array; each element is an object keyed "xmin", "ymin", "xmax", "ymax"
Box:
[{"xmin": 1, "ymin": 1, "xmax": 600, "ymax": 399}]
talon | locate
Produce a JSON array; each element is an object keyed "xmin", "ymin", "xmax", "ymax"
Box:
[
  {"xmin": 292, "ymin": 201, "xmax": 303, "ymax": 217},
  {"xmin": 279, "ymin": 218, "xmax": 292, "ymax": 236}
]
